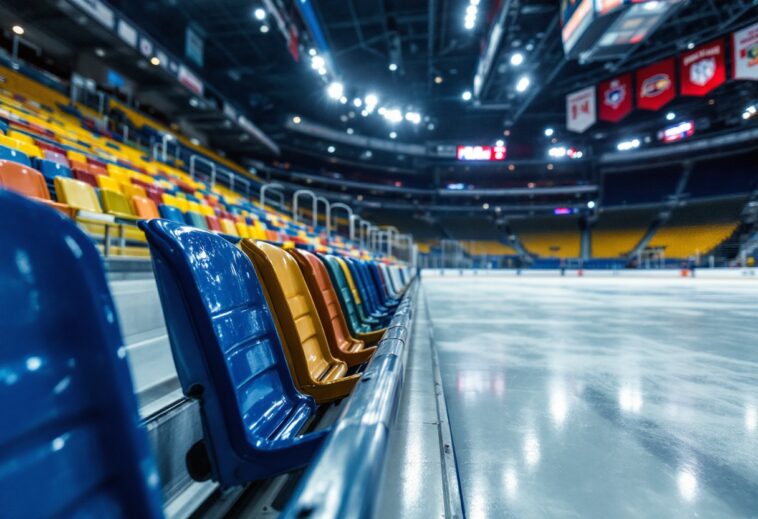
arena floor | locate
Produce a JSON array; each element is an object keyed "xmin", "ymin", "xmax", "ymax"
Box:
[{"xmin": 422, "ymin": 276, "xmax": 758, "ymax": 518}]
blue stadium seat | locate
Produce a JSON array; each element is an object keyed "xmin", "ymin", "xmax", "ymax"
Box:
[
  {"xmin": 367, "ymin": 262, "xmax": 400, "ymax": 308},
  {"xmin": 0, "ymin": 145, "xmax": 31, "ymax": 166},
  {"xmin": 139, "ymin": 219, "xmax": 328, "ymax": 487},
  {"xmin": 0, "ymin": 190, "xmax": 163, "ymax": 518},
  {"xmin": 37, "ymin": 159, "xmax": 72, "ymax": 181},
  {"xmin": 158, "ymin": 204, "xmax": 185, "ymax": 223},
  {"xmin": 350, "ymin": 259, "xmax": 390, "ymax": 314},
  {"xmin": 344, "ymin": 258, "xmax": 390, "ymax": 322}
]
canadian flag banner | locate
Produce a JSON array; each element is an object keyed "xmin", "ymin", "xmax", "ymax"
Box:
[
  {"xmin": 733, "ymin": 22, "xmax": 758, "ymax": 81},
  {"xmin": 566, "ymin": 86, "xmax": 596, "ymax": 133},
  {"xmin": 598, "ymin": 73, "xmax": 633, "ymax": 123},
  {"xmin": 680, "ymin": 39, "xmax": 726, "ymax": 96},
  {"xmin": 636, "ymin": 57, "xmax": 676, "ymax": 111}
]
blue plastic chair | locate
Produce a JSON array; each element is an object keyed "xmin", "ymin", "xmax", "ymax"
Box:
[
  {"xmin": 344, "ymin": 258, "xmax": 389, "ymax": 320},
  {"xmin": 0, "ymin": 190, "xmax": 163, "ymax": 518},
  {"xmin": 37, "ymin": 159, "xmax": 73, "ymax": 182},
  {"xmin": 158, "ymin": 204, "xmax": 185, "ymax": 223},
  {"xmin": 368, "ymin": 262, "xmax": 400, "ymax": 308},
  {"xmin": 351, "ymin": 259, "xmax": 389, "ymax": 314},
  {"xmin": 139, "ymin": 219, "xmax": 328, "ymax": 487},
  {"xmin": 0, "ymin": 145, "xmax": 31, "ymax": 166}
]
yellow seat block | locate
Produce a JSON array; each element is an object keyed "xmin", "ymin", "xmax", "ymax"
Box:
[{"xmin": 96, "ymin": 175, "xmax": 122, "ymax": 193}]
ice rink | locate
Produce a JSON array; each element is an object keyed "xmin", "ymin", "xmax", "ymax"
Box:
[{"xmin": 423, "ymin": 275, "xmax": 758, "ymax": 518}]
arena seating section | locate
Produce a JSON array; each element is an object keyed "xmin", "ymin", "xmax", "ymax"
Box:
[
  {"xmin": 647, "ymin": 197, "xmax": 747, "ymax": 258},
  {"xmin": 0, "ymin": 64, "xmax": 414, "ymax": 515},
  {"xmin": 591, "ymin": 208, "xmax": 659, "ymax": 258},
  {"xmin": 602, "ymin": 166, "xmax": 682, "ymax": 206},
  {"xmin": 510, "ymin": 215, "xmax": 582, "ymax": 259}
]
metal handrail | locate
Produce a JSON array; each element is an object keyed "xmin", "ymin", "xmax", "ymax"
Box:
[
  {"xmin": 316, "ymin": 196, "xmax": 331, "ymax": 238},
  {"xmin": 189, "ymin": 155, "xmax": 218, "ymax": 187},
  {"xmin": 293, "ymin": 190, "xmax": 318, "ymax": 228},
  {"xmin": 331, "ymin": 203, "xmax": 355, "ymax": 241},
  {"xmin": 260, "ymin": 183, "xmax": 285, "ymax": 210}
]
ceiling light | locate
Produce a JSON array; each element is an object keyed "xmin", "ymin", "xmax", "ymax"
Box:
[
  {"xmin": 361, "ymin": 110, "xmax": 369, "ymax": 117},
  {"xmin": 510, "ymin": 53, "xmax": 524, "ymax": 66},
  {"xmin": 318, "ymin": 67, "xmax": 327, "ymax": 76},
  {"xmin": 617, "ymin": 138, "xmax": 641, "ymax": 151},
  {"xmin": 389, "ymin": 131, "xmax": 398, "ymax": 139},
  {"xmin": 254, "ymin": 8, "xmax": 266, "ymax": 20},
  {"xmin": 260, "ymin": 25, "xmax": 270, "ymax": 33},
  {"xmin": 405, "ymin": 112, "xmax": 422, "ymax": 124},
  {"xmin": 687, "ymin": 42, "xmax": 695, "ymax": 50},
  {"xmin": 308, "ymin": 48, "xmax": 317, "ymax": 56},
  {"xmin": 384, "ymin": 109, "xmax": 403, "ymax": 124},
  {"xmin": 548, "ymin": 146, "xmax": 567, "ymax": 158},
  {"xmin": 515, "ymin": 75, "xmax": 530, "ymax": 93},
  {"xmin": 327, "ymin": 82, "xmax": 344, "ymax": 100},
  {"xmin": 434, "ymin": 76, "xmax": 444, "ymax": 84},
  {"xmin": 482, "ymin": 203, "xmax": 490, "ymax": 210},
  {"xmin": 365, "ymin": 94, "xmax": 379, "ymax": 107},
  {"xmin": 340, "ymin": 96, "xmax": 348, "ymax": 104},
  {"xmin": 544, "ymin": 127, "xmax": 554, "ymax": 137},
  {"xmin": 327, "ymin": 145, "xmax": 336, "ymax": 153},
  {"xmin": 95, "ymin": 48, "xmax": 106, "ymax": 57},
  {"xmin": 292, "ymin": 116, "xmax": 302, "ymax": 124},
  {"xmin": 462, "ymin": 90, "xmax": 472, "ymax": 101},
  {"xmin": 12, "ymin": 25, "xmax": 23, "ymax": 36},
  {"xmin": 666, "ymin": 112, "xmax": 676, "ymax": 121},
  {"xmin": 389, "ymin": 63, "xmax": 398, "ymax": 72},
  {"xmin": 311, "ymin": 55, "xmax": 325, "ymax": 70},
  {"xmin": 353, "ymin": 98, "xmax": 363, "ymax": 107},
  {"xmin": 150, "ymin": 56, "xmax": 161, "ymax": 66},
  {"xmin": 347, "ymin": 128, "xmax": 354, "ymax": 134},
  {"xmin": 496, "ymin": 139, "xmax": 505, "ymax": 147},
  {"xmin": 190, "ymin": 138, "xmax": 200, "ymax": 146},
  {"xmin": 587, "ymin": 200, "xmax": 596, "ymax": 209}
]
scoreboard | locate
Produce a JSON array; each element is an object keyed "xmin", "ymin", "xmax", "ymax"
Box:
[
  {"xmin": 561, "ymin": 0, "xmax": 683, "ymax": 61},
  {"xmin": 456, "ymin": 145, "xmax": 507, "ymax": 161}
]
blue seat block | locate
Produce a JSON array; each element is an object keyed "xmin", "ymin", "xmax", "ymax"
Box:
[
  {"xmin": 0, "ymin": 190, "xmax": 163, "ymax": 518},
  {"xmin": 139, "ymin": 219, "xmax": 328, "ymax": 487},
  {"xmin": 0, "ymin": 145, "xmax": 31, "ymax": 166}
]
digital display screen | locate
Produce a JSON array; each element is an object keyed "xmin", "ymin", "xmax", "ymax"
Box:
[
  {"xmin": 456, "ymin": 145, "xmax": 507, "ymax": 161},
  {"xmin": 658, "ymin": 120, "xmax": 695, "ymax": 143},
  {"xmin": 561, "ymin": 0, "xmax": 595, "ymax": 54}
]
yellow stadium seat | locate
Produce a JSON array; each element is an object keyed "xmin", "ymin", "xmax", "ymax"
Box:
[
  {"xmin": 96, "ymin": 174, "xmax": 122, "ymax": 193},
  {"xmin": 219, "ymin": 218, "xmax": 239, "ymax": 237}
]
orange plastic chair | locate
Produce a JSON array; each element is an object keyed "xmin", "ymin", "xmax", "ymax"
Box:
[
  {"xmin": 0, "ymin": 160, "xmax": 73, "ymax": 217},
  {"xmin": 289, "ymin": 248, "xmax": 378, "ymax": 367},
  {"xmin": 240, "ymin": 239, "xmax": 360, "ymax": 403},
  {"xmin": 131, "ymin": 196, "xmax": 160, "ymax": 219}
]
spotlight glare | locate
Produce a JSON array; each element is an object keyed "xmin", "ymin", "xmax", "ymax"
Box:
[
  {"xmin": 516, "ymin": 75, "xmax": 530, "ymax": 93},
  {"xmin": 254, "ymin": 8, "xmax": 266, "ymax": 20},
  {"xmin": 389, "ymin": 63, "xmax": 398, "ymax": 72},
  {"xmin": 666, "ymin": 112, "xmax": 676, "ymax": 121},
  {"xmin": 544, "ymin": 127, "xmax": 554, "ymax": 137},
  {"xmin": 327, "ymin": 82, "xmax": 344, "ymax": 100},
  {"xmin": 12, "ymin": 25, "xmax": 24, "ymax": 35},
  {"xmin": 462, "ymin": 90, "xmax": 473, "ymax": 101},
  {"xmin": 510, "ymin": 53, "xmax": 524, "ymax": 66}
]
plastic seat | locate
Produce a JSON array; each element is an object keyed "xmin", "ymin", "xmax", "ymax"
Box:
[
  {"xmin": 336, "ymin": 257, "xmax": 390, "ymax": 327},
  {"xmin": 368, "ymin": 262, "xmax": 400, "ymax": 307},
  {"xmin": 319, "ymin": 254, "xmax": 382, "ymax": 335},
  {"xmin": 206, "ymin": 214, "xmax": 223, "ymax": 232},
  {"xmin": 241, "ymin": 240, "xmax": 361, "ymax": 403},
  {"xmin": 289, "ymin": 249, "xmax": 381, "ymax": 366},
  {"xmin": 344, "ymin": 258, "xmax": 390, "ymax": 317},
  {"xmin": 0, "ymin": 160, "xmax": 72, "ymax": 216},
  {"xmin": 38, "ymin": 159, "xmax": 72, "ymax": 182},
  {"xmin": 139, "ymin": 219, "xmax": 327, "ymax": 487},
  {"xmin": 132, "ymin": 195, "xmax": 160, "ymax": 219},
  {"xmin": 158, "ymin": 204, "xmax": 185, "ymax": 223},
  {"xmin": 185, "ymin": 211, "xmax": 209, "ymax": 230},
  {"xmin": 0, "ymin": 190, "xmax": 163, "ymax": 518},
  {"xmin": 360, "ymin": 260, "xmax": 400, "ymax": 309},
  {"xmin": 97, "ymin": 174, "xmax": 122, "ymax": 193},
  {"xmin": 73, "ymin": 167, "xmax": 100, "ymax": 187},
  {"xmin": 0, "ymin": 145, "xmax": 31, "ymax": 166}
]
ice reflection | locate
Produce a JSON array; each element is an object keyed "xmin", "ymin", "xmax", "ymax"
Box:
[
  {"xmin": 745, "ymin": 405, "xmax": 757, "ymax": 433},
  {"xmin": 523, "ymin": 432, "xmax": 540, "ymax": 468},
  {"xmin": 549, "ymin": 379, "xmax": 569, "ymax": 428},
  {"xmin": 677, "ymin": 466, "xmax": 698, "ymax": 502},
  {"xmin": 618, "ymin": 383, "xmax": 643, "ymax": 414},
  {"xmin": 504, "ymin": 466, "xmax": 518, "ymax": 500},
  {"xmin": 455, "ymin": 370, "xmax": 506, "ymax": 400}
]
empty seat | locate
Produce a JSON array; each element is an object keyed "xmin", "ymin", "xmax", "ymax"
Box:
[
  {"xmin": 185, "ymin": 211, "xmax": 209, "ymax": 230},
  {"xmin": 0, "ymin": 190, "xmax": 163, "ymax": 518},
  {"xmin": 337, "ymin": 257, "xmax": 390, "ymax": 328},
  {"xmin": 289, "ymin": 249, "xmax": 380, "ymax": 366},
  {"xmin": 158, "ymin": 204, "xmax": 185, "ymax": 223},
  {"xmin": 241, "ymin": 240, "xmax": 361, "ymax": 403},
  {"xmin": 0, "ymin": 160, "xmax": 72, "ymax": 216},
  {"xmin": 37, "ymin": 159, "xmax": 72, "ymax": 182},
  {"xmin": 0, "ymin": 145, "xmax": 31, "ymax": 166},
  {"xmin": 132, "ymin": 195, "xmax": 160, "ymax": 219},
  {"xmin": 319, "ymin": 254, "xmax": 383, "ymax": 335},
  {"xmin": 139, "ymin": 219, "xmax": 327, "ymax": 487}
]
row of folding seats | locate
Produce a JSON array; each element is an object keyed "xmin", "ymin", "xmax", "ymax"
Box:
[{"xmin": 0, "ymin": 190, "xmax": 413, "ymax": 517}]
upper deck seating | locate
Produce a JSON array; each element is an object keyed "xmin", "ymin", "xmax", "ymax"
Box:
[
  {"xmin": 0, "ymin": 160, "xmax": 72, "ymax": 216},
  {"xmin": 289, "ymin": 249, "xmax": 379, "ymax": 366},
  {"xmin": 140, "ymin": 219, "xmax": 328, "ymax": 487},
  {"xmin": 0, "ymin": 190, "xmax": 163, "ymax": 518},
  {"xmin": 240, "ymin": 240, "xmax": 361, "ymax": 404}
]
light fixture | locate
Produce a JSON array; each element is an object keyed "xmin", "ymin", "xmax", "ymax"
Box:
[
  {"xmin": 405, "ymin": 112, "xmax": 422, "ymax": 124},
  {"xmin": 389, "ymin": 131, "xmax": 397, "ymax": 139},
  {"xmin": 515, "ymin": 75, "xmax": 530, "ymax": 93},
  {"xmin": 12, "ymin": 25, "xmax": 23, "ymax": 35},
  {"xmin": 587, "ymin": 200, "xmax": 596, "ymax": 209},
  {"xmin": 260, "ymin": 25, "xmax": 270, "ymax": 33},
  {"xmin": 95, "ymin": 48, "xmax": 106, "ymax": 58},
  {"xmin": 435, "ymin": 76, "xmax": 444, "ymax": 84},
  {"xmin": 365, "ymin": 94, "xmax": 379, "ymax": 107},
  {"xmin": 462, "ymin": 90, "xmax": 473, "ymax": 101},
  {"xmin": 327, "ymin": 82, "xmax": 344, "ymax": 100},
  {"xmin": 292, "ymin": 116, "xmax": 302, "ymax": 124},
  {"xmin": 482, "ymin": 203, "xmax": 490, "ymax": 210},
  {"xmin": 327, "ymin": 145, "xmax": 336, "ymax": 153},
  {"xmin": 190, "ymin": 138, "xmax": 200, "ymax": 146},
  {"xmin": 510, "ymin": 53, "xmax": 524, "ymax": 66},
  {"xmin": 496, "ymin": 139, "xmax": 505, "ymax": 147},
  {"xmin": 308, "ymin": 48, "xmax": 317, "ymax": 56},
  {"xmin": 353, "ymin": 98, "xmax": 363, "ymax": 108},
  {"xmin": 150, "ymin": 56, "xmax": 161, "ymax": 66},
  {"xmin": 383, "ymin": 109, "xmax": 403, "ymax": 124},
  {"xmin": 687, "ymin": 42, "xmax": 695, "ymax": 50},
  {"xmin": 361, "ymin": 110, "xmax": 369, "ymax": 117},
  {"xmin": 547, "ymin": 163, "xmax": 554, "ymax": 170},
  {"xmin": 548, "ymin": 146, "xmax": 567, "ymax": 158},
  {"xmin": 340, "ymin": 96, "xmax": 348, "ymax": 104},
  {"xmin": 311, "ymin": 55, "xmax": 325, "ymax": 70},
  {"xmin": 254, "ymin": 8, "xmax": 266, "ymax": 20},
  {"xmin": 347, "ymin": 128, "xmax": 354, "ymax": 134},
  {"xmin": 318, "ymin": 67, "xmax": 327, "ymax": 76},
  {"xmin": 389, "ymin": 63, "xmax": 398, "ymax": 72},
  {"xmin": 544, "ymin": 128, "xmax": 554, "ymax": 137},
  {"xmin": 617, "ymin": 138, "xmax": 641, "ymax": 151},
  {"xmin": 666, "ymin": 112, "xmax": 676, "ymax": 121}
]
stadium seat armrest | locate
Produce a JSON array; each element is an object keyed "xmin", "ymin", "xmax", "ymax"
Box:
[{"xmin": 356, "ymin": 329, "xmax": 386, "ymax": 345}]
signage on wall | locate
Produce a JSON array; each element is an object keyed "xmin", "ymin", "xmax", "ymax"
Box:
[
  {"xmin": 598, "ymin": 73, "xmax": 632, "ymax": 122},
  {"xmin": 680, "ymin": 40, "xmax": 726, "ymax": 96},
  {"xmin": 456, "ymin": 145, "xmax": 507, "ymax": 161},
  {"xmin": 635, "ymin": 57, "xmax": 676, "ymax": 111},
  {"xmin": 185, "ymin": 25, "xmax": 205, "ymax": 68},
  {"xmin": 566, "ymin": 85, "xmax": 596, "ymax": 133},
  {"xmin": 733, "ymin": 22, "xmax": 758, "ymax": 81}
]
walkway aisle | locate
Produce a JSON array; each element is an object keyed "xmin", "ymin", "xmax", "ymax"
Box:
[
  {"xmin": 376, "ymin": 290, "xmax": 446, "ymax": 518},
  {"xmin": 424, "ymin": 275, "xmax": 758, "ymax": 519}
]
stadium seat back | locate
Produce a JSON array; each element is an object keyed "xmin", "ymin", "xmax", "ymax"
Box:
[
  {"xmin": 38, "ymin": 159, "xmax": 72, "ymax": 181},
  {"xmin": 158, "ymin": 204, "xmax": 185, "ymax": 223},
  {"xmin": 101, "ymin": 188, "xmax": 136, "ymax": 217},
  {"xmin": 241, "ymin": 240, "xmax": 359, "ymax": 403},
  {"xmin": 96, "ymin": 174, "xmax": 122, "ymax": 193},
  {"xmin": 0, "ymin": 145, "xmax": 31, "ymax": 166},
  {"xmin": 185, "ymin": 211, "xmax": 209, "ymax": 230},
  {"xmin": 55, "ymin": 177, "xmax": 103, "ymax": 212},
  {"xmin": 132, "ymin": 196, "xmax": 160, "ymax": 219},
  {"xmin": 0, "ymin": 160, "xmax": 51, "ymax": 200},
  {"xmin": 320, "ymin": 254, "xmax": 370, "ymax": 335},
  {"xmin": 0, "ymin": 190, "xmax": 163, "ymax": 518},
  {"xmin": 139, "ymin": 219, "xmax": 325, "ymax": 486}
]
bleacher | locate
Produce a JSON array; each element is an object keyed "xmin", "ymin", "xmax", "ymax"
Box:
[
  {"xmin": 591, "ymin": 207, "xmax": 658, "ymax": 258},
  {"xmin": 510, "ymin": 215, "xmax": 581, "ymax": 259},
  {"xmin": 647, "ymin": 197, "xmax": 748, "ymax": 259}
]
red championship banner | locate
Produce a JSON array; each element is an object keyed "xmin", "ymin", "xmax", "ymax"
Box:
[
  {"xmin": 680, "ymin": 40, "xmax": 726, "ymax": 96},
  {"xmin": 598, "ymin": 73, "xmax": 632, "ymax": 123},
  {"xmin": 733, "ymin": 22, "xmax": 758, "ymax": 81},
  {"xmin": 636, "ymin": 57, "xmax": 675, "ymax": 111}
]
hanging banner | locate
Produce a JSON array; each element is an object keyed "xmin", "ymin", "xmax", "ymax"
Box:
[
  {"xmin": 185, "ymin": 26, "xmax": 205, "ymax": 68},
  {"xmin": 566, "ymin": 85, "xmax": 596, "ymax": 133},
  {"xmin": 680, "ymin": 39, "xmax": 726, "ymax": 96},
  {"xmin": 636, "ymin": 57, "xmax": 675, "ymax": 111},
  {"xmin": 733, "ymin": 22, "xmax": 758, "ymax": 81},
  {"xmin": 598, "ymin": 73, "xmax": 632, "ymax": 123}
]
